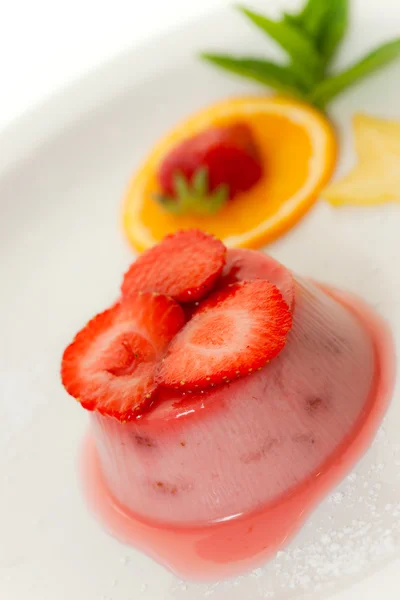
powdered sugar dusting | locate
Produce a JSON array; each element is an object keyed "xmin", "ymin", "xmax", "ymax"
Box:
[{"xmin": 171, "ymin": 421, "xmax": 400, "ymax": 600}]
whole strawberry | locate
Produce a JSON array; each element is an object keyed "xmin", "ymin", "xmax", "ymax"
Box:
[{"xmin": 156, "ymin": 123, "xmax": 263, "ymax": 215}]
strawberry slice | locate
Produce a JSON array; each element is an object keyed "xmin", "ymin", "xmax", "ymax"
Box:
[
  {"xmin": 121, "ymin": 229, "xmax": 226, "ymax": 303},
  {"xmin": 157, "ymin": 280, "xmax": 292, "ymax": 391},
  {"xmin": 157, "ymin": 123, "xmax": 263, "ymax": 214},
  {"xmin": 61, "ymin": 293, "xmax": 185, "ymax": 421},
  {"xmin": 220, "ymin": 248, "xmax": 295, "ymax": 310}
]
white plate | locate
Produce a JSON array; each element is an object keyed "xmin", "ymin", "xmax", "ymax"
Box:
[{"xmin": 1, "ymin": 1, "xmax": 400, "ymax": 599}]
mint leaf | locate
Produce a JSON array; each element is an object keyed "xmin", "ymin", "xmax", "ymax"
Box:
[
  {"xmin": 236, "ymin": 5, "xmax": 323, "ymax": 87},
  {"xmin": 297, "ymin": 0, "xmax": 332, "ymax": 39},
  {"xmin": 317, "ymin": 0, "xmax": 348, "ymax": 64},
  {"xmin": 200, "ymin": 54, "xmax": 307, "ymax": 96},
  {"xmin": 282, "ymin": 12, "xmax": 302, "ymax": 29},
  {"xmin": 201, "ymin": 3, "xmax": 399, "ymax": 111},
  {"xmin": 283, "ymin": 0, "xmax": 348, "ymax": 64},
  {"xmin": 309, "ymin": 38, "xmax": 400, "ymax": 107}
]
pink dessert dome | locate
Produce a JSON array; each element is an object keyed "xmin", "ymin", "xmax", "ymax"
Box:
[{"xmin": 91, "ymin": 249, "xmax": 376, "ymax": 525}]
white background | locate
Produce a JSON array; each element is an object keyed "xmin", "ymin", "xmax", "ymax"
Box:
[{"xmin": 0, "ymin": 0, "xmax": 232, "ymax": 132}]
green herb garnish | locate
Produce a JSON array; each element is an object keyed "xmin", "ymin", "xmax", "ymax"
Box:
[
  {"xmin": 154, "ymin": 168, "xmax": 229, "ymax": 216},
  {"xmin": 201, "ymin": 0, "xmax": 400, "ymax": 110}
]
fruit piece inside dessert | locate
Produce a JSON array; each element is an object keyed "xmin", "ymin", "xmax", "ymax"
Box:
[{"xmin": 62, "ymin": 230, "xmax": 376, "ymax": 525}]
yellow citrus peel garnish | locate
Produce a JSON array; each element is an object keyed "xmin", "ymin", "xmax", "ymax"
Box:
[{"xmin": 323, "ymin": 114, "xmax": 400, "ymax": 206}]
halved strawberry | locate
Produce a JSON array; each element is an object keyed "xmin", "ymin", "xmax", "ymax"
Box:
[
  {"xmin": 121, "ymin": 229, "xmax": 226, "ymax": 303},
  {"xmin": 157, "ymin": 280, "xmax": 292, "ymax": 391},
  {"xmin": 61, "ymin": 293, "xmax": 185, "ymax": 421},
  {"xmin": 156, "ymin": 123, "xmax": 263, "ymax": 214}
]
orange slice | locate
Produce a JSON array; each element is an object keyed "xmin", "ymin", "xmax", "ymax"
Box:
[{"xmin": 123, "ymin": 96, "xmax": 337, "ymax": 252}]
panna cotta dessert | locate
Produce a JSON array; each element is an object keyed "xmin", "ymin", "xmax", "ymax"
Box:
[{"xmin": 61, "ymin": 230, "xmax": 394, "ymax": 580}]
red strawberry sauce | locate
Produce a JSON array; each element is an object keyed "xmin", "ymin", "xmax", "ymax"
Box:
[{"xmin": 80, "ymin": 284, "xmax": 395, "ymax": 581}]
